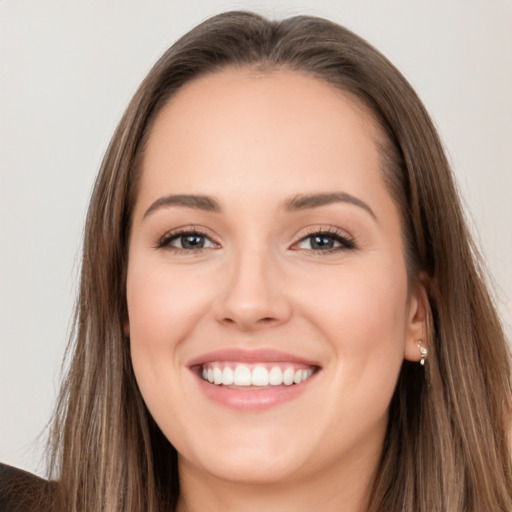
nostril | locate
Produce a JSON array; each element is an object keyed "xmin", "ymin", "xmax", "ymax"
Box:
[{"xmin": 220, "ymin": 315, "xmax": 278, "ymax": 330}]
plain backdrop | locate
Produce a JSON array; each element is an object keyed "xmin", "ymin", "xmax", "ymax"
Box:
[{"xmin": 1, "ymin": 0, "xmax": 511, "ymax": 477}]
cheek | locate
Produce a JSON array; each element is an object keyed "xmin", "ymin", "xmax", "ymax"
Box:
[
  {"xmin": 125, "ymin": 259, "xmax": 217, "ymax": 444},
  {"xmin": 298, "ymin": 255, "xmax": 410, "ymax": 402},
  {"xmin": 301, "ymin": 257, "xmax": 409, "ymax": 346},
  {"xmin": 125, "ymin": 258, "xmax": 216, "ymax": 421},
  {"xmin": 345, "ymin": 274, "xmax": 408, "ymax": 349},
  {"xmin": 126, "ymin": 260, "xmax": 213, "ymax": 352}
]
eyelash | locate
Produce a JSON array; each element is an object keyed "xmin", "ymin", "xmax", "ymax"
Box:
[
  {"xmin": 155, "ymin": 227, "xmax": 216, "ymax": 253},
  {"xmin": 155, "ymin": 227, "xmax": 356, "ymax": 254},
  {"xmin": 292, "ymin": 228, "xmax": 356, "ymax": 254}
]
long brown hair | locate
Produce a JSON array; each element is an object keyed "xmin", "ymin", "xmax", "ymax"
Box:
[{"xmin": 47, "ymin": 11, "xmax": 512, "ymax": 511}]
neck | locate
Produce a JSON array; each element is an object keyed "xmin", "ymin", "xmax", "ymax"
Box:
[{"xmin": 175, "ymin": 448, "xmax": 379, "ymax": 512}]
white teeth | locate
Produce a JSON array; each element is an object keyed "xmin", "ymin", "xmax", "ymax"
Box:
[
  {"xmin": 222, "ymin": 366, "xmax": 234, "ymax": 385},
  {"xmin": 201, "ymin": 363, "xmax": 315, "ymax": 387},
  {"xmin": 233, "ymin": 365, "xmax": 252, "ymax": 386},
  {"xmin": 283, "ymin": 367, "xmax": 294, "ymax": 385},
  {"xmin": 251, "ymin": 366, "xmax": 269, "ymax": 386},
  {"xmin": 213, "ymin": 367, "xmax": 223, "ymax": 385},
  {"xmin": 269, "ymin": 366, "xmax": 283, "ymax": 385}
]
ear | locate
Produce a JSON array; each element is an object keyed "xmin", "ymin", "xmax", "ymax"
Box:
[{"xmin": 404, "ymin": 275, "xmax": 430, "ymax": 362}]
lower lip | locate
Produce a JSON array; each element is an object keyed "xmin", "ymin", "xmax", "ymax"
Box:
[{"xmin": 193, "ymin": 372, "xmax": 318, "ymax": 411}]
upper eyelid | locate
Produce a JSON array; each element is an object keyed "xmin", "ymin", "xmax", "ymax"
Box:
[
  {"xmin": 159, "ymin": 225, "xmax": 216, "ymax": 239},
  {"xmin": 292, "ymin": 226, "xmax": 354, "ymax": 241},
  {"xmin": 156, "ymin": 226, "xmax": 219, "ymax": 249}
]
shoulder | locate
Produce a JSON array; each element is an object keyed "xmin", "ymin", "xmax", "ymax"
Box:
[{"xmin": 0, "ymin": 463, "xmax": 55, "ymax": 512}]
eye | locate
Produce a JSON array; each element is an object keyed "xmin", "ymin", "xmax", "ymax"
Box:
[
  {"xmin": 292, "ymin": 230, "xmax": 356, "ymax": 253},
  {"xmin": 157, "ymin": 229, "xmax": 218, "ymax": 251}
]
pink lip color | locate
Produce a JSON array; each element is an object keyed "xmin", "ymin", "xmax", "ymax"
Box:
[
  {"xmin": 194, "ymin": 373, "xmax": 317, "ymax": 411},
  {"xmin": 188, "ymin": 348, "xmax": 320, "ymax": 411},
  {"xmin": 187, "ymin": 348, "xmax": 319, "ymax": 367}
]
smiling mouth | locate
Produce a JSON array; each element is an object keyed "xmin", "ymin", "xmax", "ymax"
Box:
[{"xmin": 199, "ymin": 362, "xmax": 317, "ymax": 388}]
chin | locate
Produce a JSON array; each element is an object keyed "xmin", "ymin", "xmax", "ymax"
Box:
[
  {"xmin": 195, "ymin": 453, "xmax": 303, "ymax": 485},
  {"xmin": 179, "ymin": 431, "xmax": 313, "ymax": 485}
]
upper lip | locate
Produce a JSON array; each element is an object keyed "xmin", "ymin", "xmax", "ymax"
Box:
[{"xmin": 187, "ymin": 348, "xmax": 321, "ymax": 368}]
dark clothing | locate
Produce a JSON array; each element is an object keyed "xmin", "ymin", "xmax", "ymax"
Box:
[{"xmin": 0, "ymin": 463, "xmax": 54, "ymax": 512}]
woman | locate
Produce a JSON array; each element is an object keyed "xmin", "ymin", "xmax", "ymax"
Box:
[{"xmin": 1, "ymin": 10, "xmax": 511, "ymax": 512}]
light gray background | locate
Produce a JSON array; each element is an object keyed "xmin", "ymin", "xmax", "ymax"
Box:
[{"xmin": 1, "ymin": 0, "xmax": 511, "ymax": 476}]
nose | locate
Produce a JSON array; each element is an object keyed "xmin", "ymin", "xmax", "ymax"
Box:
[{"xmin": 212, "ymin": 247, "xmax": 292, "ymax": 331}]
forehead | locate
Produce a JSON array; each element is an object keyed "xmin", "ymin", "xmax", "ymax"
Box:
[
  {"xmin": 148, "ymin": 67, "xmax": 380, "ymax": 151},
  {"xmin": 136, "ymin": 68, "xmax": 391, "ymax": 216}
]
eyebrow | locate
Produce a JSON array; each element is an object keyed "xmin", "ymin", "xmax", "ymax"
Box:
[
  {"xmin": 285, "ymin": 192, "xmax": 376, "ymax": 219},
  {"xmin": 143, "ymin": 194, "xmax": 222, "ymax": 218},
  {"xmin": 143, "ymin": 191, "xmax": 376, "ymax": 220}
]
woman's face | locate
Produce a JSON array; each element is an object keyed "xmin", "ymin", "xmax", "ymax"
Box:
[{"xmin": 126, "ymin": 69, "xmax": 426, "ymax": 485}]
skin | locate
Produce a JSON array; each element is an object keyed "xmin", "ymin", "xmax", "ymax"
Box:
[{"xmin": 125, "ymin": 69, "xmax": 427, "ymax": 512}]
